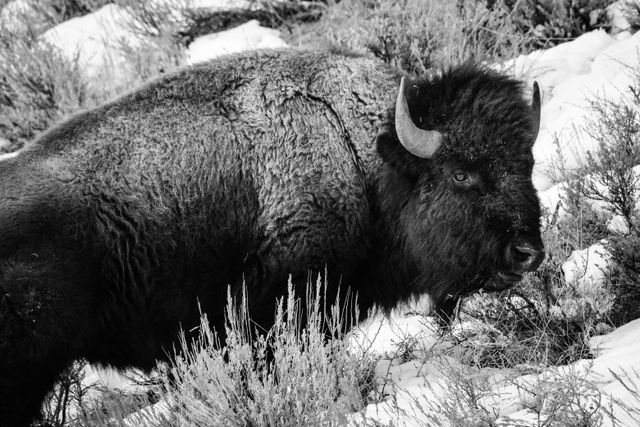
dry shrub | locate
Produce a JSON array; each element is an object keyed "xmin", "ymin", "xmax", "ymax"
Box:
[
  {"xmin": 165, "ymin": 281, "xmax": 376, "ymax": 426},
  {"xmin": 58, "ymin": 279, "xmax": 377, "ymax": 426},
  {"xmin": 178, "ymin": 0, "xmax": 327, "ymax": 45},
  {"xmin": 511, "ymin": 0, "xmax": 614, "ymax": 48},
  {"xmin": 286, "ymin": 0, "xmax": 534, "ymax": 74},
  {"xmin": 31, "ymin": 0, "xmax": 114, "ymax": 25},
  {"xmin": 553, "ymin": 69, "xmax": 640, "ymax": 327},
  {"xmin": 504, "ymin": 364, "xmax": 605, "ymax": 426},
  {"xmin": 0, "ymin": 24, "xmax": 91, "ymax": 151}
]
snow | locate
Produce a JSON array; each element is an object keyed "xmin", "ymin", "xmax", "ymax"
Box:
[
  {"xmin": 349, "ymin": 295, "xmax": 437, "ymax": 359},
  {"xmin": 40, "ymin": 4, "xmax": 140, "ymax": 91},
  {"xmin": 81, "ymin": 365, "xmax": 144, "ymax": 393},
  {"xmin": 498, "ymin": 28, "xmax": 640, "ymax": 192},
  {"xmin": 0, "ymin": 151, "xmax": 19, "ymax": 161},
  {"xmin": 186, "ymin": 20, "xmax": 286, "ymax": 65},
  {"xmin": 30, "ymin": 2, "xmax": 287, "ymax": 91},
  {"xmin": 354, "ymin": 315, "xmax": 640, "ymax": 426},
  {"xmin": 562, "ymin": 241, "xmax": 612, "ymax": 288}
]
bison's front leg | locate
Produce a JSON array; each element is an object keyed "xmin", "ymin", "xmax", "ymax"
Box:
[{"xmin": 0, "ymin": 256, "xmax": 95, "ymax": 426}]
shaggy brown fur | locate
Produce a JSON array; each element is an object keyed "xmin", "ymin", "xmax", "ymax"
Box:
[{"xmin": 0, "ymin": 49, "xmax": 542, "ymax": 425}]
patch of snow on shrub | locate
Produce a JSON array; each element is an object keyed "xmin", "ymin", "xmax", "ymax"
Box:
[
  {"xmin": 607, "ymin": 214, "xmax": 630, "ymax": 233},
  {"xmin": 0, "ymin": 151, "xmax": 19, "ymax": 161},
  {"xmin": 562, "ymin": 241, "xmax": 612, "ymax": 286},
  {"xmin": 560, "ymin": 241, "xmax": 614, "ymax": 318}
]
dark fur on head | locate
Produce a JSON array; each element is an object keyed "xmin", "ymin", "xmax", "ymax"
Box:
[{"xmin": 372, "ymin": 63, "xmax": 541, "ymax": 311}]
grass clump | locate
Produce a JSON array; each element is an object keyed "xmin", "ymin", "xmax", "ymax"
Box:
[
  {"xmin": 165, "ymin": 282, "xmax": 376, "ymax": 426},
  {"xmin": 0, "ymin": 24, "xmax": 91, "ymax": 152},
  {"xmin": 48, "ymin": 279, "xmax": 378, "ymax": 426}
]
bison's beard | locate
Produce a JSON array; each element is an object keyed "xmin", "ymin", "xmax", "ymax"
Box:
[{"xmin": 484, "ymin": 271, "xmax": 523, "ymax": 292}]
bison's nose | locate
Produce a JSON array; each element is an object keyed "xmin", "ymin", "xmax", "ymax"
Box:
[{"xmin": 509, "ymin": 239, "xmax": 544, "ymax": 273}]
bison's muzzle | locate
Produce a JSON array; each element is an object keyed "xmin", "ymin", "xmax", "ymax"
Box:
[{"xmin": 489, "ymin": 237, "xmax": 545, "ymax": 291}]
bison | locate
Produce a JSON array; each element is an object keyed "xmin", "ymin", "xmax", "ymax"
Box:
[{"xmin": 0, "ymin": 48, "xmax": 544, "ymax": 425}]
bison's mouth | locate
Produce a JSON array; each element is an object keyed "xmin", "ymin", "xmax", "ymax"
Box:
[{"xmin": 484, "ymin": 271, "xmax": 523, "ymax": 291}]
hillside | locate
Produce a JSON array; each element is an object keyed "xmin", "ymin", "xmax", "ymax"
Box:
[{"xmin": 2, "ymin": 0, "xmax": 640, "ymax": 425}]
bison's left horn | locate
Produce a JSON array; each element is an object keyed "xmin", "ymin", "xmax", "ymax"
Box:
[
  {"xmin": 395, "ymin": 77, "xmax": 443, "ymax": 159},
  {"xmin": 531, "ymin": 81, "xmax": 541, "ymax": 143}
]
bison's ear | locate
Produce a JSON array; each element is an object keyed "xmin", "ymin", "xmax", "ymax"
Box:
[
  {"xmin": 530, "ymin": 81, "xmax": 541, "ymax": 144},
  {"xmin": 377, "ymin": 130, "xmax": 433, "ymax": 182}
]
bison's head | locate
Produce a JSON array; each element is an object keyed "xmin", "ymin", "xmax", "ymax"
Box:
[{"xmin": 377, "ymin": 64, "xmax": 544, "ymax": 306}]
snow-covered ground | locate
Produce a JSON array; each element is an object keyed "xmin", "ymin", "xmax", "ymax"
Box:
[
  {"xmin": 498, "ymin": 28, "xmax": 640, "ymax": 194},
  {"xmin": 3, "ymin": 0, "xmax": 640, "ymax": 425},
  {"xmin": 350, "ymin": 314, "xmax": 640, "ymax": 426}
]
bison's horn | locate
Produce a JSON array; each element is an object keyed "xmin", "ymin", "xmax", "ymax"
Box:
[
  {"xmin": 531, "ymin": 81, "xmax": 541, "ymax": 143},
  {"xmin": 395, "ymin": 77, "xmax": 443, "ymax": 159}
]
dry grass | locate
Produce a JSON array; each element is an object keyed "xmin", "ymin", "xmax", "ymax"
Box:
[
  {"xmin": 51, "ymin": 280, "xmax": 379, "ymax": 426},
  {"xmin": 0, "ymin": 24, "xmax": 91, "ymax": 152},
  {"xmin": 285, "ymin": 0, "xmax": 535, "ymax": 75}
]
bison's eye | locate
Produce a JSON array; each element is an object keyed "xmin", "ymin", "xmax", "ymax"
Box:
[{"xmin": 453, "ymin": 171, "xmax": 468, "ymax": 183}]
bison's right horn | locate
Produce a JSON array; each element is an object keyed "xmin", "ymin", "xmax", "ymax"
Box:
[
  {"xmin": 531, "ymin": 81, "xmax": 541, "ymax": 144},
  {"xmin": 395, "ymin": 77, "xmax": 443, "ymax": 159}
]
